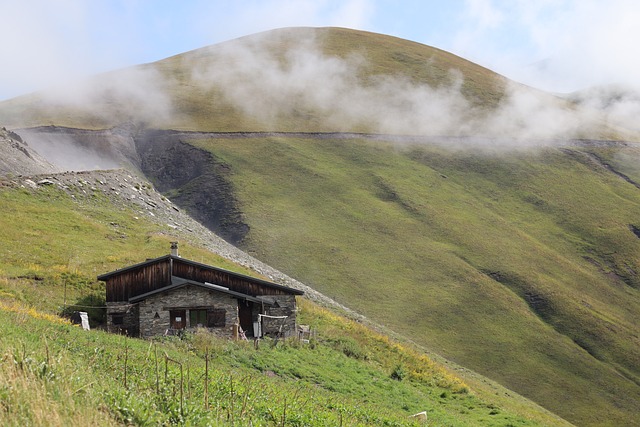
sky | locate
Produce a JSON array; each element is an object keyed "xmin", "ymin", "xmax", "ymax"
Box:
[{"xmin": 1, "ymin": 0, "xmax": 639, "ymax": 101}]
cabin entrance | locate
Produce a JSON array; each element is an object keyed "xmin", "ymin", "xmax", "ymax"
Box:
[
  {"xmin": 238, "ymin": 301, "xmax": 254, "ymax": 337},
  {"xmin": 170, "ymin": 309, "xmax": 186, "ymax": 330}
]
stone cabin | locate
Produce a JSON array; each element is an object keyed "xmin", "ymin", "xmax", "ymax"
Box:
[{"xmin": 98, "ymin": 243, "xmax": 303, "ymax": 339}]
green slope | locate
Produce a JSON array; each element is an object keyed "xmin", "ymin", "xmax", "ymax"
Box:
[
  {"xmin": 0, "ymin": 178, "xmax": 572, "ymax": 426},
  {"xmin": 185, "ymin": 135, "xmax": 640, "ymax": 426}
]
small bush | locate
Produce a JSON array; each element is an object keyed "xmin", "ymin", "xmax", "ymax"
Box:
[{"xmin": 390, "ymin": 364, "xmax": 407, "ymax": 381}]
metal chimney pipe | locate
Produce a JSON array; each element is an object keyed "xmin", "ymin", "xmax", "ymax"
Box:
[{"xmin": 170, "ymin": 242, "xmax": 179, "ymax": 257}]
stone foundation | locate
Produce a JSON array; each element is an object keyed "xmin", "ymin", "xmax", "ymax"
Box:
[{"xmin": 108, "ymin": 287, "xmax": 299, "ymax": 340}]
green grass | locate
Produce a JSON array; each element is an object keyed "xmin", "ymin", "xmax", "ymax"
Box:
[
  {"xmin": 0, "ymin": 183, "xmax": 257, "ymax": 314},
  {"xmin": 189, "ymin": 135, "xmax": 640, "ymax": 426},
  {"xmin": 0, "ymin": 297, "xmax": 570, "ymax": 426}
]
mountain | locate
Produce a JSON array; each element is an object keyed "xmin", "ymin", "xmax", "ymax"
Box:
[
  {"xmin": 1, "ymin": 27, "xmax": 631, "ymax": 140},
  {"xmin": 1, "ymin": 27, "xmax": 639, "ymax": 426}
]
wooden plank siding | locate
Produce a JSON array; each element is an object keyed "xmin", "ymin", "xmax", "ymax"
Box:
[
  {"xmin": 172, "ymin": 259, "xmax": 293, "ymax": 296},
  {"xmin": 103, "ymin": 256, "xmax": 302, "ymax": 303},
  {"xmin": 105, "ymin": 260, "xmax": 171, "ymax": 302}
]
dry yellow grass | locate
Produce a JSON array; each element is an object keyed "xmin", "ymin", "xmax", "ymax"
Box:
[{"xmin": 0, "ymin": 301, "xmax": 71, "ymax": 325}]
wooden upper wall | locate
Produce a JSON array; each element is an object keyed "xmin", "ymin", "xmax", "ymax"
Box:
[{"xmin": 103, "ymin": 256, "xmax": 302, "ymax": 302}]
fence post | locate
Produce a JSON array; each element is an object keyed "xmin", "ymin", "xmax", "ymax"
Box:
[
  {"xmin": 155, "ymin": 343, "xmax": 159, "ymax": 394},
  {"xmin": 123, "ymin": 337, "xmax": 128, "ymax": 388},
  {"xmin": 205, "ymin": 348, "xmax": 209, "ymax": 410}
]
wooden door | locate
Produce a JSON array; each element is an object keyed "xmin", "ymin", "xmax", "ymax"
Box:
[
  {"xmin": 238, "ymin": 302, "xmax": 253, "ymax": 336},
  {"xmin": 170, "ymin": 310, "xmax": 186, "ymax": 330}
]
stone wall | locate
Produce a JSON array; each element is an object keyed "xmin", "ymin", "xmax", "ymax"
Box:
[
  {"xmin": 262, "ymin": 295, "xmax": 298, "ymax": 338},
  {"xmin": 106, "ymin": 302, "xmax": 139, "ymax": 336},
  {"xmin": 107, "ymin": 285, "xmax": 298, "ymax": 339},
  {"xmin": 138, "ymin": 285, "xmax": 239, "ymax": 338}
]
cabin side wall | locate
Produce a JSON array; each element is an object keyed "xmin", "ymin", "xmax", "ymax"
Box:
[
  {"xmin": 262, "ymin": 295, "xmax": 298, "ymax": 337},
  {"xmin": 138, "ymin": 285, "xmax": 239, "ymax": 339},
  {"xmin": 106, "ymin": 302, "xmax": 139, "ymax": 336}
]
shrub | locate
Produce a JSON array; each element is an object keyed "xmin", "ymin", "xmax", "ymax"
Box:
[{"xmin": 390, "ymin": 364, "xmax": 407, "ymax": 381}]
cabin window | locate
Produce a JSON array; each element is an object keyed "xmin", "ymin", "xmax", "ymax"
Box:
[
  {"xmin": 112, "ymin": 314, "xmax": 124, "ymax": 325},
  {"xmin": 189, "ymin": 309, "xmax": 208, "ymax": 327},
  {"xmin": 208, "ymin": 308, "xmax": 226, "ymax": 327}
]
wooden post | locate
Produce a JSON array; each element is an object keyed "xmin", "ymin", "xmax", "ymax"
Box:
[
  {"xmin": 165, "ymin": 352, "xmax": 169, "ymax": 382},
  {"xmin": 179, "ymin": 362, "xmax": 184, "ymax": 417},
  {"xmin": 281, "ymin": 395, "xmax": 287, "ymax": 427},
  {"xmin": 204, "ymin": 348, "xmax": 209, "ymax": 410},
  {"xmin": 187, "ymin": 362, "xmax": 191, "ymax": 400},
  {"xmin": 164, "ymin": 353, "xmax": 184, "ymax": 417},
  {"xmin": 44, "ymin": 335, "xmax": 50, "ymax": 366},
  {"xmin": 233, "ymin": 323, "xmax": 239, "ymax": 340},
  {"xmin": 230, "ymin": 374, "xmax": 235, "ymax": 425},
  {"xmin": 123, "ymin": 338, "xmax": 128, "ymax": 389},
  {"xmin": 154, "ymin": 343, "xmax": 159, "ymax": 394}
]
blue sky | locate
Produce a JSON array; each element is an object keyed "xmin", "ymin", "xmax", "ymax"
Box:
[{"xmin": 1, "ymin": 0, "xmax": 639, "ymax": 100}]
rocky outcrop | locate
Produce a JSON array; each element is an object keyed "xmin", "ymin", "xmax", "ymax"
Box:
[
  {"xmin": 16, "ymin": 125, "xmax": 140, "ymax": 172},
  {"xmin": 0, "ymin": 127, "xmax": 58, "ymax": 176},
  {"xmin": 11, "ymin": 126, "xmax": 249, "ymax": 244},
  {"xmin": 135, "ymin": 130, "xmax": 249, "ymax": 244}
]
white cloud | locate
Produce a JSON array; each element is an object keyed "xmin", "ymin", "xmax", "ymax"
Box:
[
  {"xmin": 0, "ymin": 0, "xmax": 146, "ymax": 100},
  {"xmin": 0, "ymin": 1, "xmax": 88, "ymax": 97},
  {"xmin": 2, "ymin": 0, "xmax": 638, "ymax": 143},
  {"xmin": 189, "ymin": 31, "xmax": 608, "ymax": 144},
  {"xmin": 453, "ymin": 0, "xmax": 640, "ymax": 92}
]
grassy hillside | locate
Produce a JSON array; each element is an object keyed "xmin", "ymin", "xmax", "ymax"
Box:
[
  {"xmin": 185, "ymin": 135, "xmax": 640, "ymax": 427},
  {"xmin": 0, "ymin": 178, "xmax": 572, "ymax": 426}
]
